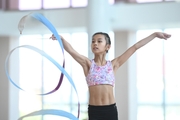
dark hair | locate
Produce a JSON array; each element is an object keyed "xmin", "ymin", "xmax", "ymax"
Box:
[{"xmin": 92, "ymin": 32, "xmax": 111, "ymax": 53}]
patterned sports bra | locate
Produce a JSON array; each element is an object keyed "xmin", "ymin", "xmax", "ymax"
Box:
[{"xmin": 86, "ymin": 59, "xmax": 115, "ymax": 87}]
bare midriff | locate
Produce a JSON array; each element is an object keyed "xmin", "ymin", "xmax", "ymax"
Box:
[{"xmin": 88, "ymin": 84, "xmax": 115, "ymax": 105}]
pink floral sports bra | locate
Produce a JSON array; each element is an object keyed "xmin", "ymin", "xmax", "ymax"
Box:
[{"xmin": 86, "ymin": 59, "xmax": 115, "ymax": 87}]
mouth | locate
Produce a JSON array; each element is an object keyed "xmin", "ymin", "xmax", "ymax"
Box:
[{"xmin": 93, "ymin": 47, "xmax": 98, "ymax": 50}]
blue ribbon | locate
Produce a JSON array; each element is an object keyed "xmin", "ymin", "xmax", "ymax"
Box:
[
  {"xmin": 5, "ymin": 13, "xmax": 80, "ymax": 119},
  {"xmin": 18, "ymin": 109, "xmax": 78, "ymax": 120}
]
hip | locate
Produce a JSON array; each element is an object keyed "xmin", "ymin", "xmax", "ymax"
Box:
[{"xmin": 88, "ymin": 103, "xmax": 118, "ymax": 120}]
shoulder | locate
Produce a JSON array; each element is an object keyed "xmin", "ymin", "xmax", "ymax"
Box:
[
  {"xmin": 111, "ymin": 58, "xmax": 118, "ymax": 67},
  {"xmin": 83, "ymin": 59, "xmax": 93, "ymax": 76},
  {"xmin": 83, "ymin": 58, "xmax": 92, "ymax": 68},
  {"xmin": 110, "ymin": 59, "xmax": 118, "ymax": 73},
  {"xmin": 88, "ymin": 59, "xmax": 93, "ymax": 66}
]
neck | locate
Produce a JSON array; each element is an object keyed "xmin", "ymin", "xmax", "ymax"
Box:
[{"xmin": 94, "ymin": 54, "xmax": 107, "ymax": 66}]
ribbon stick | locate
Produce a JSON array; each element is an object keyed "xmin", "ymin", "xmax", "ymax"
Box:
[{"xmin": 5, "ymin": 13, "xmax": 80, "ymax": 119}]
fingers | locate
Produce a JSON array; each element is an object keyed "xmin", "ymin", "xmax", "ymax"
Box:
[
  {"xmin": 164, "ymin": 33, "xmax": 171, "ymax": 38},
  {"xmin": 50, "ymin": 34, "xmax": 57, "ymax": 40},
  {"xmin": 158, "ymin": 32, "xmax": 171, "ymax": 40},
  {"xmin": 50, "ymin": 34, "xmax": 63, "ymax": 40},
  {"xmin": 163, "ymin": 33, "xmax": 171, "ymax": 40}
]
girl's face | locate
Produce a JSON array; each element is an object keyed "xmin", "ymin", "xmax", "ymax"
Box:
[{"xmin": 91, "ymin": 34, "xmax": 110, "ymax": 54}]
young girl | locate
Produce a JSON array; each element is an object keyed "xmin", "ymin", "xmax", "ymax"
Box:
[{"xmin": 50, "ymin": 32, "xmax": 171, "ymax": 120}]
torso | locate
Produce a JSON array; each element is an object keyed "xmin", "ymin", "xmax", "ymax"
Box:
[
  {"xmin": 88, "ymin": 85, "xmax": 115, "ymax": 105},
  {"xmin": 84, "ymin": 59, "xmax": 116, "ymax": 105}
]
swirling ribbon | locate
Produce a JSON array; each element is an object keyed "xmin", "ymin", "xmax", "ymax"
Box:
[{"xmin": 5, "ymin": 13, "xmax": 80, "ymax": 120}]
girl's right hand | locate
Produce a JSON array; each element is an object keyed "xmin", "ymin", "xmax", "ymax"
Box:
[
  {"xmin": 50, "ymin": 34, "xmax": 63, "ymax": 40},
  {"xmin": 49, "ymin": 34, "xmax": 57, "ymax": 40}
]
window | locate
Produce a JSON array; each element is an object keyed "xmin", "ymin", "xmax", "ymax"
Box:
[
  {"xmin": 163, "ymin": 28, "xmax": 180, "ymax": 120},
  {"xmin": 136, "ymin": 29, "xmax": 164, "ymax": 120},
  {"xmin": 71, "ymin": 0, "xmax": 88, "ymax": 7},
  {"xmin": 19, "ymin": 35, "xmax": 43, "ymax": 119},
  {"xmin": 19, "ymin": 32, "xmax": 88, "ymax": 120},
  {"xmin": 5, "ymin": 0, "xmax": 115, "ymax": 10},
  {"xmin": 109, "ymin": 0, "xmax": 115, "ymax": 4},
  {"xmin": 4, "ymin": 0, "xmax": 177, "ymax": 10},
  {"xmin": 136, "ymin": 0, "xmax": 162, "ymax": 3},
  {"xmin": 136, "ymin": 0, "xmax": 175, "ymax": 3},
  {"xmin": 43, "ymin": 0, "xmax": 70, "ymax": 9},
  {"xmin": 19, "ymin": 0, "xmax": 41, "ymax": 10},
  {"xmin": 114, "ymin": 0, "xmax": 175, "ymax": 3},
  {"xmin": 19, "ymin": 0, "xmax": 88, "ymax": 10},
  {"xmin": 136, "ymin": 29, "xmax": 180, "ymax": 120}
]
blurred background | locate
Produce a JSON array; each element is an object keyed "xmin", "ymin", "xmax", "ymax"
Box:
[{"xmin": 0, "ymin": 0, "xmax": 180, "ymax": 120}]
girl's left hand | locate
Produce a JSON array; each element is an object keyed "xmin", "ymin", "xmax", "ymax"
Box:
[{"xmin": 155, "ymin": 32, "xmax": 171, "ymax": 40}]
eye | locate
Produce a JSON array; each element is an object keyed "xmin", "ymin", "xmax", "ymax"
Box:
[
  {"xmin": 98, "ymin": 41, "xmax": 102, "ymax": 43},
  {"xmin": 92, "ymin": 41, "xmax": 95, "ymax": 43}
]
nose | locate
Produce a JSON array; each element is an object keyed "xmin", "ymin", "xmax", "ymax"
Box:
[
  {"xmin": 93, "ymin": 42, "xmax": 98, "ymax": 47},
  {"xmin": 94, "ymin": 41, "xmax": 98, "ymax": 45}
]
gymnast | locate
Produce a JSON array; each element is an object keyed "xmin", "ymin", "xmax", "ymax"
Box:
[{"xmin": 50, "ymin": 31, "xmax": 171, "ymax": 120}]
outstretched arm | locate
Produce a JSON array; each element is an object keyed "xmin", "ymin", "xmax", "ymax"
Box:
[
  {"xmin": 50, "ymin": 35, "xmax": 91, "ymax": 74},
  {"xmin": 112, "ymin": 32, "xmax": 171, "ymax": 72}
]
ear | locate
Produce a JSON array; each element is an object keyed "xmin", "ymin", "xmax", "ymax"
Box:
[{"xmin": 106, "ymin": 44, "xmax": 111, "ymax": 51}]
